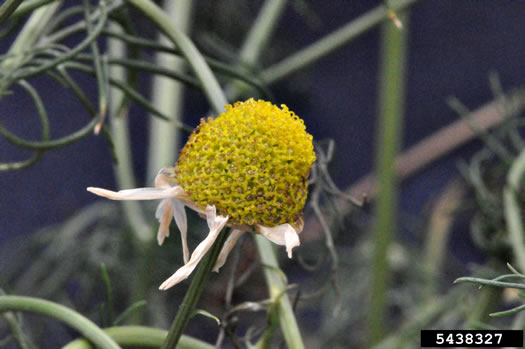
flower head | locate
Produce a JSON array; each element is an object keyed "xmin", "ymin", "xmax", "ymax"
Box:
[
  {"xmin": 176, "ymin": 99, "xmax": 315, "ymax": 227},
  {"xmin": 87, "ymin": 99, "xmax": 316, "ymax": 290}
]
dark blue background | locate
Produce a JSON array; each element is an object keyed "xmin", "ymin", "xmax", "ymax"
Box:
[{"xmin": 1, "ymin": 0, "xmax": 524, "ymax": 249}]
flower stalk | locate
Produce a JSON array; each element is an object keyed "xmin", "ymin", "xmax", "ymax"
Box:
[{"xmin": 161, "ymin": 227, "xmax": 231, "ymax": 349}]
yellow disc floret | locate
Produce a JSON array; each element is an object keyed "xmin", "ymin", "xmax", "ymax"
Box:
[{"xmin": 175, "ymin": 98, "xmax": 316, "ymax": 227}]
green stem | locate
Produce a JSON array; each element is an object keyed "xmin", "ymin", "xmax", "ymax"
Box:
[
  {"xmin": 422, "ymin": 179, "xmax": 464, "ymax": 299},
  {"xmin": 0, "ymin": 1, "xmax": 62, "ymax": 93},
  {"xmin": 369, "ymin": 8, "xmax": 408, "ymax": 346},
  {"xmin": 63, "ymin": 326, "xmax": 214, "ymax": 349},
  {"xmin": 4, "ymin": 311, "xmax": 33, "ymax": 349},
  {"xmin": 106, "ymin": 23, "xmax": 152, "ymax": 324},
  {"xmin": 0, "ymin": 0, "xmax": 23, "ymax": 26},
  {"xmin": 466, "ymin": 285, "xmax": 502, "ymax": 327},
  {"xmin": 74, "ymin": 54, "xmax": 200, "ymax": 88},
  {"xmin": 372, "ymin": 288, "xmax": 463, "ymax": 349},
  {"xmin": 146, "ymin": 0, "xmax": 194, "ymax": 180},
  {"xmin": 161, "ymin": 227, "xmax": 230, "ymax": 349},
  {"xmin": 126, "ymin": 0, "xmax": 227, "ymax": 114},
  {"xmin": 259, "ymin": 0, "xmax": 417, "ymax": 85},
  {"xmin": 107, "ymin": 22, "xmax": 151, "ymax": 244},
  {"xmin": 0, "ymin": 289, "xmax": 34, "ymax": 349},
  {"xmin": 83, "ymin": 0, "xmax": 108, "ymax": 134},
  {"xmin": 455, "ymin": 277, "xmax": 525, "ymax": 290},
  {"xmin": 62, "ymin": 61, "xmax": 192, "ymax": 132},
  {"xmin": 99, "ymin": 31, "xmax": 271, "ymax": 97},
  {"xmin": 0, "ymin": 80, "xmax": 49, "ymax": 171},
  {"xmin": 239, "ymin": 0, "xmax": 286, "ymax": 64},
  {"xmin": 504, "ymin": 149, "xmax": 525, "ymax": 272},
  {"xmin": 13, "ymin": 0, "xmax": 107, "ymax": 80},
  {"xmin": 255, "ymin": 235, "xmax": 304, "ymax": 349},
  {"xmin": 226, "ymin": 0, "xmax": 286, "ymax": 98},
  {"xmin": 10, "ymin": 0, "xmax": 57, "ymax": 20},
  {"xmin": 0, "ymin": 115, "xmax": 97, "ymax": 150},
  {"xmin": 0, "ymin": 296, "xmax": 119, "ymax": 349}
]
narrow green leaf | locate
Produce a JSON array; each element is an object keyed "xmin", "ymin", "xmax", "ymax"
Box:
[{"xmin": 192, "ymin": 309, "xmax": 221, "ymax": 326}]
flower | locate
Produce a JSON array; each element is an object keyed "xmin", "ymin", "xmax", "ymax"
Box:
[{"xmin": 87, "ymin": 99, "xmax": 316, "ymax": 290}]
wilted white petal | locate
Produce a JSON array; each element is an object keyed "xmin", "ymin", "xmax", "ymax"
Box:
[
  {"xmin": 256, "ymin": 223, "xmax": 301, "ymax": 258},
  {"xmin": 87, "ymin": 186, "xmax": 184, "ymax": 200},
  {"xmin": 172, "ymin": 199, "xmax": 189, "ymax": 263},
  {"xmin": 213, "ymin": 229, "xmax": 245, "ymax": 272},
  {"xmin": 204, "ymin": 205, "xmax": 228, "ymax": 231},
  {"xmin": 154, "ymin": 167, "xmax": 177, "ymax": 188},
  {"xmin": 155, "ymin": 199, "xmax": 172, "ymax": 246},
  {"xmin": 205, "ymin": 205, "xmax": 216, "ymax": 228},
  {"xmin": 284, "ymin": 227, "xmax": 300, "ymax": 258},
  {"xmin": 159, "ymin": 206, "xmax": 228, "ymax": 290},
  {"xmin": 256, "ymin": 224, "xmax": 285, "ymax": 245}
]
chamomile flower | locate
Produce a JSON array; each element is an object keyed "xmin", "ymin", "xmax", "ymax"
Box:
[{"xmin": 87, "ymin": 99, "xmax": 316, "ymax": 290}]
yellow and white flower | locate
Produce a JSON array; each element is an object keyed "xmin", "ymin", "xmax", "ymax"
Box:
[{"xmin": 88, "ymin": 99, "xmax": 316, "ymax": 290}]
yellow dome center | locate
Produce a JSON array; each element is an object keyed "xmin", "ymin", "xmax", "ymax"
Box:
[{"xmin": 175, "ymin": 99, "xmax": 316, "ymax": 227}]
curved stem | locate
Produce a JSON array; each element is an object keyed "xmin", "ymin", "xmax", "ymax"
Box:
[
  {"xmin": 61, "ymin": 61, "xmax": 193, "ymax": 132},
  {"xmin": 0, "ymin": 1, "xmax": 62, "ymax": 94},
  {"xmin": 161, "ymin": 227, "xmax": 230, "ymax": 349},
  {"xmin": 0, "ymin": 79, "xmax": 49, "ymax": 171},
  {"xmin": 0, "ymin": 154, "xmax": 42, "ymax": 171},
  {"xmin": 63, "ymin": 326, "xmax": 214, "ymax": 349},
  {"xmin": 0, "ymin": 295, "xmax": 119, "ymax": 349},
  {"xmin": 14, "ymin": 1, "xmax": 107, "ymax": 80},
  {"xmin": 126, "ymin": 0, "xmax": 227, "ymax": 114},
  {"xmin": 100, "ymin": 30, "xmax": 271, "ymax": 97},
  {"xmin": 10, "ymin": 0, "xmax": 57, "ymax": 20},
  {"xmin": 0, "ymin": 116, "xmax": 97, "ymax": 150},
  {"xmin": 0, "ymin": 0, "xmax": 23, "ymax": 26}
]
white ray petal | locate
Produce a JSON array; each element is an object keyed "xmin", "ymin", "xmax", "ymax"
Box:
[
  {"xmin": 205, "ymin": 205, "xmax": 217, "ymax": 229},
  {"xmin": 87, "ymin": 186, "xmax": 184, "ymax": 200},
  {"xmin": 256, "ymin": 224, "xmax": 285, "ymax": 245},
  {"xmin": 154, "ymin": 167, "xmax": 177, "ymax": 188},
  {"xmin": 256, "ymin": 223, "xmax": 301, "ymax": 258},
  {"xmin": 171, "ymin": 199, "xmax": 189, "ymax": 263},
  {"xmin": 155, "ymin": 199, "xmax": 172, "ymax": 246},
  {"xmin": 159, "ymin": 206, "xmax": 228, "ymax": 290},
  {"xmin": 213, "ymin": 229, "xmax": 245, "ymax": 272},
  {"xmin": 284, "ymin": 226, "xmax": 300, "ymax": 258}
]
